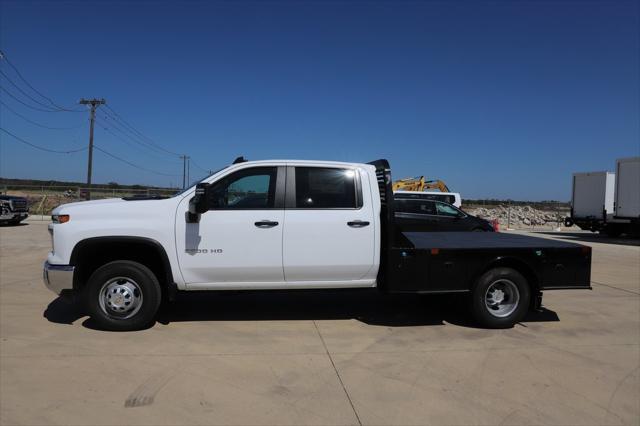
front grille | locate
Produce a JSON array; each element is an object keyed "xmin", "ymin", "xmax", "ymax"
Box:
[{"xmin": 11, "ymin": 199, "xmax": 28, "ymax": 212}]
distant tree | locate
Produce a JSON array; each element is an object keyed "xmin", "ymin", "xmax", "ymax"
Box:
[{"xmin": 108, "ymin": 182, "xmax": 120, "ymax": 188}]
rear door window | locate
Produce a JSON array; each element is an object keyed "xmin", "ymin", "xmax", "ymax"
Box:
[
  {"xmin": 294, "ymin": 167, "xmax": 360, "ymax": 208},
  {"xmin": 395, "ymin": 199, "xmax": 436, "ymax": 215},
  {"xmin": 397, "ymin": 193, "xmax": 455, "ymax": 205}
]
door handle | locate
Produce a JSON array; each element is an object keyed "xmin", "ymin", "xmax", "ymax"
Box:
[
  {"xmin": 347, "ymin": 220, "xmax": 370, "ymax": 228},
  {"xmin": 254, "ymin": 220, "xmax": 279, "ymax": 228}
]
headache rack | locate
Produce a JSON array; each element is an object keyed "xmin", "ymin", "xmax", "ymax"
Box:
[{"xmin": 367, "ymin": 159, "xmax": 397, "ymax": 289}]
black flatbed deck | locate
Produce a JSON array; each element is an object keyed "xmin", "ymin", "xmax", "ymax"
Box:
[
  {"xmin": 385, "ymin": 231, "xmax": 591, "ymax": 293},
  {"xmin": 367, "ymin": 159, "xmax": 592, "ymax": 295},
  {"xmin": 402, "ymin": 231, "xmax": 582, "ymax": 250}
]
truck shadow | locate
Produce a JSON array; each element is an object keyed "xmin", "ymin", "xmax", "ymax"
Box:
[
  {"xmin": 44, "ymin": 290, "xmax": 559, "ymax": 329},
  {"xmin": 533, "ymin": 231, "xmax": 640, "ymax": 247},
  {"xmin": 43, "ymin": 296, "xmax": 84, "ymax": 324}
]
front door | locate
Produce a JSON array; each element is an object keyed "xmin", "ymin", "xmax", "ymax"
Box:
[
  {"xmin": 282, "ymin": 166, "xmax": 376, "ymax": 283},
  {"xmin": 176, "ymin": 166, "xmax": 285, "ymax": 286},
  {"xmin": 434, "ymin": 201, "xmax": 464, "ymax": 231}
]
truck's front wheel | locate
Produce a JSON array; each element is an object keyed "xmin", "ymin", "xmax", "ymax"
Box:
[
  {"xmin": 471, "ymin": 267, "xmax": 530, "ymax": 328},
  {"xmin": 85, "ymin": 261, "xmax": 161, "ymax": 331}
]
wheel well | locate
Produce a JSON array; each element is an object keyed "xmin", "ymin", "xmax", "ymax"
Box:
[
  {"xmin": 70, "ymin": 237, "xmax": 173, "ymax": 291},
  {"xmin": 475, "ymin": 257, "xmax": 540, "ymax": 292}
]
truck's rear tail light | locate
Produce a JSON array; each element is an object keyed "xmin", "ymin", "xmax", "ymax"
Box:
[
  {"xmin": 52, "ymin": 215, "xmax": 70, "ymax": 224},
  {"xmin": 581, "ymin": 246, "xmax": 591, "ymax": 255}
]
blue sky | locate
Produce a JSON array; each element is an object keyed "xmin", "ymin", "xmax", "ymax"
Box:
[{"xmin": 0, "ymin": 0, "xmax": 638, "ymax": 200}]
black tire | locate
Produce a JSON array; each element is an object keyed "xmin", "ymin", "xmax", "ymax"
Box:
[
  {"xmin": 470, "ymin": 267, "xmax": 530, "ymax": 329},
  {"xmin": 85, "ymin": 260, "xmax": 161, "ymax": 331},
  {"xmin": 564, "ymin": 217, "xmax": 573, "ymax": 227}
]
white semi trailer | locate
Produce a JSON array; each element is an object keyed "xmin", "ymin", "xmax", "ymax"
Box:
[
  {"xmin": 566, "ymin": 157, "xmax": 640, "ymax": 237},
  {"xmin": 607, "ymin": 157, "xmax": 640, "ymax": 237},
  {"xmin": 566, "ymin": 172, "xmax": 615, "ymax": 232}
]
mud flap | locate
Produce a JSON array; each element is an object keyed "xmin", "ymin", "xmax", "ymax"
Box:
[{"xmin": 532, "ymin": 290, "xmax": 543, "ymax": 311}]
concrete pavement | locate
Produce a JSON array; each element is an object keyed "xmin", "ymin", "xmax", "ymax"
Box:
[{"xmin": 1, "ymin": 221, "xmax": 638, "ymax": 425}]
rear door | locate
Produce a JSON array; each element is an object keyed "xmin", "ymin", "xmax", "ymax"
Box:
[{"xmin": 282, "ymin": 166, "xmax": 376, "ymax": 283}]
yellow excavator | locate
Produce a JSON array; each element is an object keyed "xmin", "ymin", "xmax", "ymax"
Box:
[{"xmin": 392, "ymin": 176, "xmax": 451, "ymax": 193}]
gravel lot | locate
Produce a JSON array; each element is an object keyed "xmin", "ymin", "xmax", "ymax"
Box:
[{"xmin": 1, "ymin": 221, "xmax": 638, "ymax": 425}]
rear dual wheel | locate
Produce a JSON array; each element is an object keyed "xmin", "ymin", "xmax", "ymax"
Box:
[
  {"xmin": 85, "ymin": 260, "xmax": 161, "ymax": 331},
  {"xmin": 471, "ymin": 267, "xmax": 530, "ymax": 328}
]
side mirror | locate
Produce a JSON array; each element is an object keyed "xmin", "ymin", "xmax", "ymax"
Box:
[{"xmin": 187, "ymin": 183, "xmax": 211, "ymax": 223}]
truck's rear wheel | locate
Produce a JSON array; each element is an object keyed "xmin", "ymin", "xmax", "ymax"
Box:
[
  {"xmin": 471, "ymin": 267, "xmax": 530, "ymax": 328},
  {"xmin": 85, "ymin": 260, "xmax": 161, "ymax": 331}
]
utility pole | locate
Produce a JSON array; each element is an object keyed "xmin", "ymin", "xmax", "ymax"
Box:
[
  {"xmin": 79, "ymin": 98, "xmax": 106, "ymax": 200},
  {"xmin": 180, "ymin": 155, "xmax": 190, "ymax": 189}
]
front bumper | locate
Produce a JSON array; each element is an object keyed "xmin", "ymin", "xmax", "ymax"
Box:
[
  {"xmin": 0, "ymin": 212, "xmax": 28, "ymax": 221},
  {"xmin": 43, "ymin": 261, "xmax": 74, "ymax": 295}
]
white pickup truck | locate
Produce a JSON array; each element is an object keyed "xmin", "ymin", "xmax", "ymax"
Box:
[{"xmin": 44, "ymin": 158, "xmax": 592, "ymax": 331}]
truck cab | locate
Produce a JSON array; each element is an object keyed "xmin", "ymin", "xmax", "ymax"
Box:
[{"xmin": 178, "ymin": 160, "xmax": 380, "ymax": 289}]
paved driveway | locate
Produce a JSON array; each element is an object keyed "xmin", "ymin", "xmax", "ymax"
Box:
[{"xmin": 1, "ymin": 221, "xmax": 638, "ymax": 425}]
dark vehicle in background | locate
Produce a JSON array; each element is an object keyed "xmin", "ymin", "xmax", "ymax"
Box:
[
  {"xmin": 394, "ymin": 195, "xmax": 494, "ymax": 232},
  {"xmin": 0, "ymin": 195, "xmax": 29, "ymax": 225}
]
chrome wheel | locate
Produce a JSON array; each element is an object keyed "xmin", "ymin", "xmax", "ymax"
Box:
[
  {"xmin": 484, "ymin": 279, "xmax": 520, "ymax": 318},
  {"xmin": 98, "ymin": 277, "xmax": 143, "ymax": 319}
]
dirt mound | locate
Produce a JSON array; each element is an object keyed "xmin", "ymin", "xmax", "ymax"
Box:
[{"xmin": 466, "ymin": 205, "xmax": 565, "ymax": 228}]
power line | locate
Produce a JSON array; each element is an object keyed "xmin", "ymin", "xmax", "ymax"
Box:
[
  {"xmin": 0, "ymin": 69, "xmax": 73, "ymax": 112},
  {"xmin": 94, "ymin": 145, "xmax": 179, "ymax": 177},
  {"xmin": 101, "ymin": 106, "xmax": 181, "ymax": 157},
  {"xmin": 95, "ymin": 118, "xmax": 181, "ymax": 163},
  {"xmin": 103, "ymin": 104, "xmax": 182, "ymax": 157},
  {"xmin": 190, "ymin": 158, "xmax": 209, "ymax": 173},
  {"xmin": 0, "ymin": 127, "xmax": 87, "ymax": 153},
  {"xmin": 0, "ymin": 85, "xmax": 67, "ymax": 113},
  {"xmin": 0, "ymin": 100, "xmax": 85, "ymax": 130},
  {"xmin": 96, "ymin": 112, "xmax": 179, "ymax": 159},
  {"xmin": 0, "ymin": 50, "xmax": 82, "ymax": 112}
]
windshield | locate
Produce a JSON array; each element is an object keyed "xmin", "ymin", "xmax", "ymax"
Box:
[{"xmin": 174, "ymin": 166, "xmax": 228, "ymax": 196}]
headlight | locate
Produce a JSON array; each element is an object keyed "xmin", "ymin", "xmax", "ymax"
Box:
[{"xmin": 51, "ymin": 214, "xmax": 70, "ymax": 224}]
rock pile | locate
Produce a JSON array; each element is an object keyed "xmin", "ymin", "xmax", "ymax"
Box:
[{"xmin": 465, "ymin": 205, "xmax": 565, "ymax": 228}]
